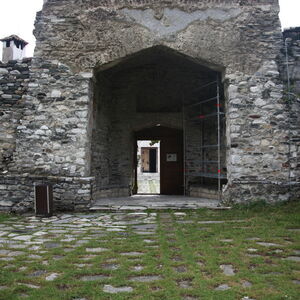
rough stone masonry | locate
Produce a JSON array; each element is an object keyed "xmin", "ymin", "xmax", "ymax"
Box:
[{"xmin": 0, "ymin": 0, "xmax": 299, "ymax": 212}]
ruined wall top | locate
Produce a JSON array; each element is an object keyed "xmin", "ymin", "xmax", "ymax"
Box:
[
  {"xmin": 35, "ymin": 0, "xmax": 282, "ymax": 73},
  {"xmin": 42, "ymin": 0, "xmax": 279, "ymax": 9}
]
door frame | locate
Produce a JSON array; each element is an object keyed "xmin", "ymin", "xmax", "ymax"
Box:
[{"xmin": 134, "ymin": 126, "xmax": 183, "ymax": 195}]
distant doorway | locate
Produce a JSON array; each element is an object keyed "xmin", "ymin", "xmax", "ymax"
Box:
[
  {"xmin": 160, "ymin": 134, "xmax": 183, "ymax": 195},
  {"xmin": 135, "ymin": 126, "xmax": 184, "ymax": 195},
  {"xmin": 137, "ymin": 140, "xmax": 160, "ymax": 194}
]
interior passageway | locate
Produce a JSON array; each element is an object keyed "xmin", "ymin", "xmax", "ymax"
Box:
[{"xmin": 91, "ymin": 46, "xmax": 226, "ymax": 200}]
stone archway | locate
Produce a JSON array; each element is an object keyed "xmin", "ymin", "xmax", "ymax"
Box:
[{"xmin": 90, "ymin": 46, "xmax": 227, "ymax": 200}]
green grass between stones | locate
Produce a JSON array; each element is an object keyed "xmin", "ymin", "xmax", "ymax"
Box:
[
  {"xmin": 0, "ymin": 212, "xmax": 14, "ymax": 222},
  {"xmin": 0, "ymin": 201, "xmax": 299, "ymax": 299}
]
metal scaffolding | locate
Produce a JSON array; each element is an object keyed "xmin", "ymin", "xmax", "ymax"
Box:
[{"xmin": 183, "ymin": 76, "xmax": 225, "ymax": 201}]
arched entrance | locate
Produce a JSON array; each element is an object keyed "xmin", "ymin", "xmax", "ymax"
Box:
[{"xmin": 91, "ymin": 46, "xmax": 226, "ymax": 200}]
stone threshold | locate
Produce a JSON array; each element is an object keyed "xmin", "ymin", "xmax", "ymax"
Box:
[
  {"xmin": 90, "ymin": 205, "xmax": 231, "ymax": 211},
  {"xmin": 89, "ymin": 195, "xmax": 230, "ymax": 211}
]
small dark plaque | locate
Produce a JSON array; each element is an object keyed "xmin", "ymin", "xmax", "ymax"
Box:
[{"xmin": 35, "ymin": 184, "xmax": 53, "ymax": 217}]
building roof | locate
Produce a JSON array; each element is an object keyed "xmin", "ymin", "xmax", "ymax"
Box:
[{"xmin": 0, "ymin": 35, "xmax": 28, "ymax": 45}]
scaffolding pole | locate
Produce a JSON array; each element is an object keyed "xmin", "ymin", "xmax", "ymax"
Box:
[
  {"xmin": 184, "ymin": 76, "xmax": 224, "ymax": 201},
  {"xmin": 285, "ymin": 38, "xmax": 292, "ymax": 194},
  {"xmin": 201, "ymin": 100, "xmax": 204, "ymax": 186},
  {"xmin": 217, "ymin": 76, "xmax": 221, "ymax": 202},
  {"xmin": 182, "ymin": 91, "xmax": 186, "ymax": 196}
]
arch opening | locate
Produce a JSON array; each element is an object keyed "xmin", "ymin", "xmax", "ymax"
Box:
[{"xmin": 91, "ymin": 46, "xmax": 227, "ymax": 200}]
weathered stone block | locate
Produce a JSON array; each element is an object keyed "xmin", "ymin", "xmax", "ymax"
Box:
[{"xmin": 0, "ymin": 200, "xmax": 14, "ymax": 207}]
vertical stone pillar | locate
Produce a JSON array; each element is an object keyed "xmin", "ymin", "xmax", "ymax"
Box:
[{"xmin": 223, "ymin": 60, "xmax": 291, "ymax": 203}]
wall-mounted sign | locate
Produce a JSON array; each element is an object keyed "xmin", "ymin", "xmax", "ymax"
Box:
[{"xmin": 166, "ymin": 153, "xmax": 177, "ymax": 162}]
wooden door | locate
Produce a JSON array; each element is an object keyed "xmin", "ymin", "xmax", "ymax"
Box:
[
  {"xmin": 35, "ymin": 184, "xmax": 53, "ymax": 217},
  {"xmin": 160, "ymin": 136, "xmax": 183, "ymax": 195},
  {"xmin": 141, "ymin": 148, "xmax": 150, "ymax": 172}
]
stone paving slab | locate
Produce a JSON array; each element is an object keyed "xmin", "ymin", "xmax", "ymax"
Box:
[
  {"xmin": 80, "ymin": 275, "xmax": 110, "ymax": 281},
  {"xmin": 103, "ymin": 284, "xmax": 133, "ymax": 293},
  {"xmin": 129, "ymin": 275, "xmax": 162, "ymax": 282},
  {"xmin": 90, "ymin": 195, "xmax": 223, "ymax": 211},
  {"xmin": 220, "ymin": 264, "xmax": 235, "ymax": 276}
]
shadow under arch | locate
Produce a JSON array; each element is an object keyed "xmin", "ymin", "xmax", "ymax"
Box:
[
  {"xmin": 132, "ymin": 122, "xmax": 183, "ymax": 133},
  {"xmin": 134, "ymin": 125, "xmax": 183, "ymax": 140},
  {"xmin": 94, "ymin": 45, "xmax": 225, "ymax": 75},
  {"xmin": 91, "ymin": 44, "xmax": 227, "ymax": 200}
]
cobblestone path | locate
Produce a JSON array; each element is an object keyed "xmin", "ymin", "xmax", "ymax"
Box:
[{"xmin": 0, "ymin": 210, "xmax": 299, "ymax": 299}]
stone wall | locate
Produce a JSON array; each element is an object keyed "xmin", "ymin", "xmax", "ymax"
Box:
[
  {"xmin": 223, "ymin": 29, "xmax": 300, "ymax": 203},
  {"xmin": 35, "ymin": 0, "xmax": 281, "ymax": 74},
  {"xmin": 18, "ymin": 59, "xmax": 92, "ymax": 178},
  {"xmin": 0, "ymin": 59, "xmax": 31, "ymax": 174},
  {"xmin": 281, "ymin": 28, "xmax": 300, "ymax": 199},
  {"xmin": 0, "ymin": 58, "xmax": 94, "ymax": 212},
  {"xmin": 1, "ymin": 0, "xmax": 298, "ymax": 211},
  {"xmin": 0, "ymin": 175, "xmax": 93, "ymax": 212},
  {"xmin": 0, "ymin": 59, "xmax": 31, "ymax": 211},
  {"xmin": 222, "ymin": 60, "xmax": 290, "ymax": 203}
]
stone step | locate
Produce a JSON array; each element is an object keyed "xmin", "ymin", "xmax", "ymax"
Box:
[
  {"xmin": 190, "ymin": 192, "xmax": 219, "ymax": 200},
  {"xmin": 189, "ymin": 186, "xmax": 219, "ymax": 200},
  {"xmin": 89, "ymin": 205, "xmax": 231, "ymax": 211}
]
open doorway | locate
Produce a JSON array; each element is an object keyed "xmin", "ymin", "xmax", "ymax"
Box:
[
  {"xmin": 134, "ymin": 126, "xmax": 184, "ymax": 196},
  {"xmin": 137, "ymin": 140, "xmax": 160, "ymax": 194}
]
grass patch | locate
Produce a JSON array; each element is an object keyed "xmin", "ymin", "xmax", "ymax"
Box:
[
  {"xmin": 0, "ymin": 213, "xmax": 13, "ymax": 222},
  {"xmin": 0, "ymin": 202, "xmax": 299, "ymax": 299}
]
